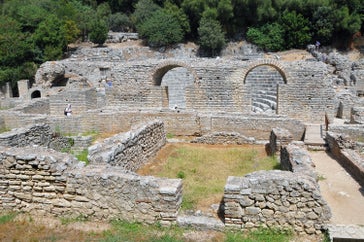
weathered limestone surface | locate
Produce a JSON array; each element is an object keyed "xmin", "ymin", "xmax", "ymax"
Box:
[
  {"xmin": 280, "ymin": 142, "xmax": 317, "ymax": 179},
  {"xmin": 224, "ymin": 170, "xmax": 331, "ymax": 234},
  {"xmin": 0, "ymin": 124, "xmax": 52, "ymax": 147},
  {"xmin": 191, "ymin": 132, "xmax": 255, "ymax": 145},
  {"xmin": 87, "ymin": 120, "xmax": 166, "ymax": 171},
  {"xmin": 350, "ymin": 107, "xmax": 364, "ymax": 124},
  {"xmin": 35, "ymin": 61, "xmax": 65, "ymax": 88},
  {"xmin": 0, "ymin": 144, "xmax": 181, "ymax": 224},
  {"xmin": 269, "ymin": 128, "xmax": 293, "ymax": 155}
]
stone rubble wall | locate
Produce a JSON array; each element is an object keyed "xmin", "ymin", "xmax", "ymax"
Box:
[
  {"xmin": 0, "ymin": 124, "xmax": 52, "ymax": 147},
  {"xmin": 0, "ymin": 146, "xmax": 182, "ymax": 224},
  {"xmin": 11, "ymin": 99, "xmax": 50, "ymax": 115},
  {"xmin": 269, "ymin": 128, "xmax": 294, "ymax": 155},
  {"xmin": 328, "ymin": 124, "xmax": 364, "ymax": 142},
  {"xmin": 87, "ymin": 120, "xmax": 166, "ymax": 172},
  {"xmin": 350, "ymin": 107, "xmax": 364, "ymax": 124},
  {"xmin": 280, "ymin": 142, "xmax": 317, "ymax": 179},
  {"xmin": 224, "ymin": 170, "xmax": 331, "ymax": 234},
  {"xmin": 191, "ymin": 132, "xmax": 256, "ymax": 145},
  {"xmin": 0, "ymin": 109, "xmax": 306, "ymax": 141},
  {"xmin": 326, "ymin": 132, "xmax": 364, "ymax": 186}
]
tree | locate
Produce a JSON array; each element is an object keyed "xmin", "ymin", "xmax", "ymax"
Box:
[
  {"xmin": 246, "ymin": 22, "xmax": 285, "ymax": 51},
  {"xmin": 0, "ymin": 16, "xmax": 36, "ymax": 86},
  {"xmin": 89, "ymin": 19, "xmax": 109, "ymax": 46},
  {"xmin": 198, "ymin": 16, "xmax": 226, "ymax": 56},
  {"xmin": 279, "ymin": 10, "xmax": 311, "ymax": 49},
  {"xmin": 108, "ymin": 12, "xmax": 133, "ymax": 32},
  {"xmin": 138, "ymin": 9, "xmax": 183, "ymax": 47},
  {"xmin": 32, "ymin": 14, "xmax": 67, "ymax": 61},
  {"xmin": 164, "ymin": 1, "xmax": 190, "ymax": 36},
  {"xmin": 312, "ymin": 6, "xmax": 335, "ymax": 45},
  {"xmin": 131, "ymin": 0, "xmax": 161, "ymax": 28}
]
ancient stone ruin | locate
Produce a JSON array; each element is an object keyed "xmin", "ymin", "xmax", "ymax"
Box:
[{"xmin": 0, "ymin": 36, "xmax": 363, "ymax": 237}]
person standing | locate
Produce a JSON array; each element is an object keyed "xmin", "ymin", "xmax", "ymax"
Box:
[{"xmin": 64, "ymin": 104, "xmax": 72, "ymax": 116}]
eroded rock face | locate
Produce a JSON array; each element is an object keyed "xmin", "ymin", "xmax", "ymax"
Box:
[{"xmin": 35, "ymin": 61, "xmax": 65, "ymax": 88}]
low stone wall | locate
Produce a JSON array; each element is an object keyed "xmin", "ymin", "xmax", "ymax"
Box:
[
  {"xmin": 224, "ymin": 170, "xmax": 331, "ymax": 234},
  {"xmin": 326, "ymin": 132, "xmax": 364, "ymax": 186},
  {"xmin": 191, "ymin": 132, "xmax": 255, "ymax": 145},
  {"xmin": 11, "ymin": 99, "xmax": 50, "ymax": 115},
  {"xmin": 87, "ymin": 120, "xmax": 166, "ymax": 171},
  {"xmin": 350, "ymin": 107, "xmax": 364, "ymax": 124},
  {"xmin": 280, "ymin": 142, "xmax": 317, "ymax": 179},
  {"xmin": 0, "ymin": 123, "xmax": 52, "ymax": 147},
  {"xmin": 0, "ymin": 146, "xmax": 182, "ymax": 224},
  {"xmin": 328, "ymin": 124, "xmax": 364, "ymax": 142}
]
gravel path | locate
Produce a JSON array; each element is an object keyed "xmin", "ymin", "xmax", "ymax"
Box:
[{"xmin": 310, "ymin": 151, "xmax": 364, "ymax": 225}]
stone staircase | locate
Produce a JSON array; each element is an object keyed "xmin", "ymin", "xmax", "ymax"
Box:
[
  {"xmin": 304, "ymin": 124, "xmax": 327, "ymax": 150},
  {"xmin": 245, "ymin": 66, "xmax": 284, "ymax": 114},
  {"xmin": 252, "ymin": 90, "xmax": 277, "ymax": 114}
]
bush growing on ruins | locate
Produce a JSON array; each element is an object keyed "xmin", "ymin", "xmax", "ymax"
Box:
[
  {"xmin": 197, "ymin": 16, "xmax": 226, "ymax": 57},
  {"xmin": 108, "ymin": 12, "xmax": 133, "ymax": 32},
  {"xmin": 138, "ymin": 9, "xmax": 184, "ymax": 47},
  {"xmin": 89, "ymin": 19, "xmax": 109, "ymax": 46},
  {"xmin": 246, "ymin": 23, "xmax": 285, "ymax": 51}
]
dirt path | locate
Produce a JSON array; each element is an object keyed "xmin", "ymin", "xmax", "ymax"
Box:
[{"xmin": 310, "ymin": 151, "xmax": 364, "ymax": 225}]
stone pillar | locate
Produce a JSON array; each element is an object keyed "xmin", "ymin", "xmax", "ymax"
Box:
[
  {"xmin": 17, "ymin": 80, "xmax": 30, "ymax": 99},
  {"xmin": 269, "ymin": 127, "xmax": 293, "ymax": 155},
  {"xmin": 162, "ymin": 86, "xmax": 169, "ymax": 109},
  {"xmin": 4, "ymin": 82, "xmax": 13, "ymax": 98}
]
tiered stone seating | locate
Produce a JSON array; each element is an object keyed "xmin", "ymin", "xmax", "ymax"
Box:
[{"xmin": 245, "ymin": 66, "xmax": 284, "ymax": 114}]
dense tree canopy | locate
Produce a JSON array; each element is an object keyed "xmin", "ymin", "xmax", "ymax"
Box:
[{"xmin": 0, "ymin": 0, "xmax": 363, "ymax": 86}]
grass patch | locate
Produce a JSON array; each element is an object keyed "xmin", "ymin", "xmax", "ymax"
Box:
[
  {"xmin": 60, "ymin": 214, "xmax": 89, "ymax": 225},
  {"xmin": 140, "ymin": 144, "xmax": 279, "ymax": 210},
  {"xmin": 0, "ymin": 212, "xmax": 17, "ymax": 224},
  {"xmin": 166, "ymin": 133, "xmax": 175, "ymax": 139},
  {"xmin": 0, "ymin": 127, "xmax": 10, "ymax": 134},
  {"xmin": 226, "ymin": 227, "xmax": 293, "ymax": 242},
  {"xmin": 101, "ymin": 220, "xmax": 185, "ymax": 242},
  {"xmin": 75, "ymin": 149, "xmax": 89, "ymax": 164}
]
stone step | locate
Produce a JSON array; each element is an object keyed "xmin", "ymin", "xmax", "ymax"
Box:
[
  {"xmin": 304, "ymin": 124, "xmax": 327, "ymax": 148},
  {"xmin": 252, "ymin": 101, "xmax": 271, "ymax": 111},
  {"xmin": 177, "ymin": 215, "xmax": 224, "ymax": 231},
  {"xmin": 327, "ymin": 224, "xmax": 364, "ymax": 242},
  {"xmin": 253, "ymin": 98, "xmax": 277, "ymax": 110}
]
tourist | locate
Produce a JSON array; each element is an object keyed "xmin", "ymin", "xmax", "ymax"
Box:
[{"xmin": 64, "ymin": 104, "xmax": 72, "ymax": 116}]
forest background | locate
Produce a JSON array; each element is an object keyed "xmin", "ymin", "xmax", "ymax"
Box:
[{"xmin": 0, "ymin": 0, "xmax": 363, "ymax": 89}]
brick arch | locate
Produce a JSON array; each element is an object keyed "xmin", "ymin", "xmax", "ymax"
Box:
[
  {"xmin": 240, "ymin": 59, "xmax": 290, "ymax": 84},
  {"xmin": 151, "ymin": 60, "xmax": 198, "ymax": 86}
]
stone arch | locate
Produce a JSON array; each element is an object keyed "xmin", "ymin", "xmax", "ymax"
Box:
[
  {"xmin": 150, "ymin": 60, "xmax": 198, "ymax": 109},
  {"xmin": 31, "ymin": 90, "xmax": 41, "ymax": 99},
  {"xmin": 241, "ymin": 59, "xmax": 290, "ymax": 84},
  {"xmin": 230, "ymin": 59, "xmax": 290, "ymax": 114},
  {"xmin": 151, "ymin": 60, "xmax": 198, "ymax": 86}
]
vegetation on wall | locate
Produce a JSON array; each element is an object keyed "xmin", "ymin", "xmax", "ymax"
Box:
[{"xmin": 0, "ymin": 0, "xmax": 363, "ymax": 86}]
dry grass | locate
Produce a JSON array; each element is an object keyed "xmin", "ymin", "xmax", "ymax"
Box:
[{"xmin": 138, "ymin": 143, "xmax": 279, "ymax": 211}]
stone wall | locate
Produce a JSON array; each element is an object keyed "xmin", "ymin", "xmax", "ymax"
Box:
[
  {"xmin": 191, "ymin": 132, "xmax": 255, "ymax": 145},
  {"xmin": 350, "ymin": 107, "xmax": 364, "ymax": 124},
  {"xmin": 328, "ymin": 124, "xmax": 364, "ymax": 141},
  {"xmin": 269, "ymin": 128, "xmax": 294, "ymax": 155},
  {"xmin": 0, "ymin": 146, "xmax": 182, "ymax": 224},
  {"xmin": 39, "ymin": 57, "xmax": 337, "ymax": 123},
  {"xmin": 280, "ymin": 142, "xmax": 317, "ymax": 179},
  {"xmin": 326, "ymin": 132, "xmax": 364, "ymax": 186},
  {"xmin": 11, "ymin": 99, "xmax": 50, "ymax": 115},
  {"xmin": 0, "ymin": 124, "xmax": 52, "ymax": 147},
  {"xmin": 224, "ymin": 170, "xmax": 331, "ymax": 234},
  {"xmin": 87, "ymin": 120, "xmax": 166, "ymax": 171}
]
